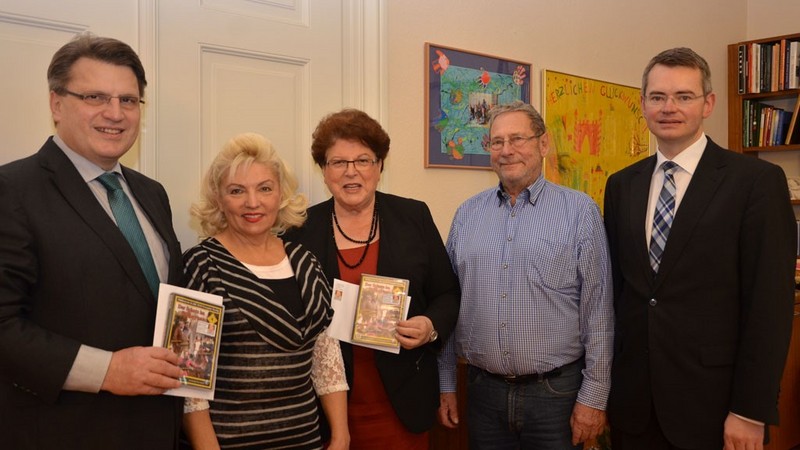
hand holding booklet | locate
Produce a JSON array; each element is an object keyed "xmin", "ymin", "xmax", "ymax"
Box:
[
  {"xmin": 328, "ymin": 274, "xmax": 411, "ymax": 354},
  {"xmin": 152, "ymin": 283, "xmax": 224, "ymax": 400}
]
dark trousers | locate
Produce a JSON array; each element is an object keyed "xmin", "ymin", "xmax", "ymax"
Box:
[
  {"xmin": 466, "ymin": 359, "xmax": 585, "ymax": 450},
  {"xmin": 610, "ymin": 403, "xmax": 722, "ymax": 450}
]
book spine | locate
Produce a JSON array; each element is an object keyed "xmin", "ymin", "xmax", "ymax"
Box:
[
  {"xmin": 738, "ymin": 44, "xmax": 746, "ymax": 94},
  {"xmin": 773, "ymin": 42, "xmax": 780, "ymax": 92},
  {"xmin": 743, "ymin": 99, "xmax": 750, "ymax": 147},
  {"xmin": 781, "ymin": 39, "xmax": 788, "ymax": 90},
  {"xmin": 752, "ymin": 101, "xmax": 759, "ymax": 147},
  {"xmin": 792, "ymin": 41, "xmax": 800, "ymax": 89},
  {"xmin": 755, "ymin": 43, "xmax": 762, "ymax": 93},
  {"xmin": 761, "ymin": 43, "xmax": 770, "ymax": 93}
]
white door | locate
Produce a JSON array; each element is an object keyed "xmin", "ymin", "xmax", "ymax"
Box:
[{"xmin": 0, "ymin": 0, "xmax": 386, "ymax": 248}]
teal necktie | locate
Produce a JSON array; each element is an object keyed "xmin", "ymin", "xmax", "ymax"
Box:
[{"xmin": 97, "ymin": 172, "xmax": 160, "ymax": 296}]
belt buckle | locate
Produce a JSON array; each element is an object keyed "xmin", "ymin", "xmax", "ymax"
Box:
[{"xmin": 502, "ymin": 373, "xmax": 535, "ymax": 383}]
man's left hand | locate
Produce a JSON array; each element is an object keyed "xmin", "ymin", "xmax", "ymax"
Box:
[
  {"xmin": 570, "ymin": 402, "xmax": 606, "ymax": 445},
  {"xmin": 723, "ymin": 412, "xmax": 764, "ymax": 450}
]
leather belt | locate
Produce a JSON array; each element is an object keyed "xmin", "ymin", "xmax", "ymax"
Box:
[{"xmin": 474, "ymin": 366, "xmax": 562, "ymax": 383}]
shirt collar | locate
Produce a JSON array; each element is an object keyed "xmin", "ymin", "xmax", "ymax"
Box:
[
  {"xmin": 53, "ymin": 134, "xmax": 123, "ymax": 182},
  {"xmin": 495, "ymin": 173, "xmax": 546, "ymax": 206},
  {"xmin": 655, "ymin": 133, "xmax": 706, "ymax": 175}
]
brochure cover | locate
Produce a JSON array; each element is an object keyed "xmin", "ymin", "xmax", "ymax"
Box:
[
  {"xmin": 351, "ymin": 274, "xmax": 410, "ymax": 349},
  {"xmin": 153, "ymin": 284, "xmax": 224, "ymax": 399}
]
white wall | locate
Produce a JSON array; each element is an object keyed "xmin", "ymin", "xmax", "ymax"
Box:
[
  {"xmin": 386, "ymin": 0, "xmax": 749, "ymax": 235},
  {"xmin": 746, "ymin": 0, "xmax": 800, "ymax": 38}
]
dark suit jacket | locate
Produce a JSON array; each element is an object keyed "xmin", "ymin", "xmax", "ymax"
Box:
[
  {"xmin": 604, "ymin": 138, "xmax": 796, "ymax": 448},
  {"xmin": 0, "ymin": 137, "xmax": 184, "ymax": 449},
  {"xmin": 284, "ymin": 191, "xmax": 460, "ymax": 433}
]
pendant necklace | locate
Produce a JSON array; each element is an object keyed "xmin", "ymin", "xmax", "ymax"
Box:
[{"xmin": 332, "ymin": 202, "xmax": 378, "ymax": 269}]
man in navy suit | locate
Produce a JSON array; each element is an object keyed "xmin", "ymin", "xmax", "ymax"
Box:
[
  {"xmin": 0, "ymin": 33, "xmax": 185, "ymax": 449},
  {"xmin": 604, "ymin": 47, "xmax": 796, "ymax": 450}
]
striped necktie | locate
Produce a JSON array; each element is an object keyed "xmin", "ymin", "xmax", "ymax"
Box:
[
  {"xmin": 97, "ymin": 172, "xmax": 160, "ymax": 296},
  {"xmin": 649, "ymin": 161, "xmax": 679, "ymax": 273}
]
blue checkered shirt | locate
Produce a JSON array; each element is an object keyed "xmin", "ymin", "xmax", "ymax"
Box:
[{"xmin": 439, "ymin": 175, "xmax": 614, "ymax": 409}]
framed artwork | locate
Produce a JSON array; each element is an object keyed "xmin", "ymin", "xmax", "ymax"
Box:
[
  {"xmin": 542, "ymin": 70, "xmax": 651, "ymax": 211},
  {"xmin": 425, "ymin": 43, "xmax": 531, "ymax": 169}
]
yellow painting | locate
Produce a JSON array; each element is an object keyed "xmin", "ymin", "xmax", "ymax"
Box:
[{"xmin": 543, "ymin": 70, "xmax": 650, "ymax": 211}]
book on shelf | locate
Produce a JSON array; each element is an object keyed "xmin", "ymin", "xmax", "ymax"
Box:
[
  {"xmin": 790, "ymin": 41, "xmax": 800, "ymax": 89},
  {"xmin": 326, "ymin": 276, "xmax": 411, "ymax": 354},
  {"xmin": 152, "ymin": 283, "xmax": 225, "ymax": 400},
  {"xmin": 742, "ymin": 99, "xmax": 750, "ymax": 147},
  {"xmin": 752, "ymin": 102, "xmax": 763, "ymax": 147},
  {"xmin": 741, "ymin": 39, "xmax": 800, "ymax": 93},
  {"xmin": 742, "ymin": 100, "xmax": 799, "ymax": 148},
  {"xmin": 780, "ymin": 39, "xmax": 787, "ymax": 90},
  {"xmin": 776, "ymin": 109, "xmax": 790, "ymax": 146},
  {"xmin": 738, "ymin": 44, "xmax": 747, "ymax": 94},
  {"xmin": 752, "ymin": 43, "xmax": 761, "ymax": 93},
  {"xmin": 762, "ymin": 43, "xmax": 771, "ymax": 93},
  {"xmin": 773, "ymin": 42, "xmax": 781, "ymax": 91}
]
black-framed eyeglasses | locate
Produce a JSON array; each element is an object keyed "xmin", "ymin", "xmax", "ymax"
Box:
[
  {"xmin": 62, "ymin": 89, "xmax": 145, "ymax": 109},
  {"xmin": 325, "ymin": 158, "xmax": 379, "ymax": 171},
  {"xmin": 484, "ymin": 132, "xmax": 544, "ymax": 152}
]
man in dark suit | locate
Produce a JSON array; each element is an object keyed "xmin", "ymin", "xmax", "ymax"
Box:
[
  {"xmin": 604, "ymin": 47, "xmax": 796, "ymax": 450},
  {"xmin": 0, "ymin": 33, "xmax": 185, "ymax": 449}
]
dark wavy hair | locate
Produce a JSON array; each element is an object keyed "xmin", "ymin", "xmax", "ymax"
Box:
[
  {"xmin": 48, "ymin": 32, "xmax": 146, "ymax": 97},
  {"xmin": 311, "ymin": 109, "xmax": 390, "ymax": 171}
]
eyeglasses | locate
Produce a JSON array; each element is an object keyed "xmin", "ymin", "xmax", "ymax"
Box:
[
  {"xmin": 62, "ymin": 89, "xmax": 145, "ymax": 109},
  {"xmin": 644, "ymin": 93, "xmax": 706, "ymax": 108},
  {"xmin": 325, "ymin": 158, "xmax": 379, "ymax": 171},
  {"xmin": 484, "ymin": 132, "xmax": 544, "ymax": 152}
]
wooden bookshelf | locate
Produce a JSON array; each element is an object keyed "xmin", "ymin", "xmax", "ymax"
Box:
[
  {"xmin": 729, "ymin": 33, "xmax": 800, "ymax": 450},
  {"xmin": 730, "ymin": 35, "xmax": 800, "ymax": 206},
  {"xmin": 728, "ymin": 33, "xmax": 800, "ymax": 153}
]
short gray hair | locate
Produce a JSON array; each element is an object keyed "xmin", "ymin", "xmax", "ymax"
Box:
[{"xmin": 487, "ymin": 100, "xmax": 546, "ymax": 135}]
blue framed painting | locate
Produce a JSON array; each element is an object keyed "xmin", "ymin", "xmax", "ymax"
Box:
[{"xmin": 425, "ymin": 43, "xmax": 531, "ymax": 169}]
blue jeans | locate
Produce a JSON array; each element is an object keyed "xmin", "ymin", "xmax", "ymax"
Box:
[{"xmin": 467, "ymin": 360, "xmax": 584, "ymax": 450}]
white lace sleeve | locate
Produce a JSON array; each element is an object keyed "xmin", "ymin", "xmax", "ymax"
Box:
[
  {"xmin": 184, "ymin": 397, "xmax": 210, "ymax": 414},
  {"xmin": 311, "ymin": 331, "xmax": 349, "ymax": 396}
]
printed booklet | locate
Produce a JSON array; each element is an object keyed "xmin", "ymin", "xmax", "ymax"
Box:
[
  {"xmin": 152, "ymin": 284, "xmax": 224, "ymax": 399},
  {"xmin": 327, "ymin": 275, "xmax": 410, "ymax": 354}
]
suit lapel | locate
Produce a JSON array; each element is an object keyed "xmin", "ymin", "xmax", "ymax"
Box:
[
  {"xmin": 629, "ymin": 156, "xmax": 657, "ymax": 285},
  {"xmin": 653, "ymin": 142, "xmax": 726, "ymax": 287},
  {"xmin": 375, "ymin": 192, "xmax": 392, "ymax": 277},
  {"xmin": 40, "ymin": 142, "xmax": 155, "ymax": 303}
]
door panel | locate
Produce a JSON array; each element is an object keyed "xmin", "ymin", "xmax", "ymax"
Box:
[{"xmin": 0, "ymin": 0, "xmax": 386, "ymax": 249}]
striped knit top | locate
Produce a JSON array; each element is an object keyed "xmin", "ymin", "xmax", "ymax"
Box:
[{"xmin": 182, "ymin": 237, "xmax": 346, "ymax": 449}]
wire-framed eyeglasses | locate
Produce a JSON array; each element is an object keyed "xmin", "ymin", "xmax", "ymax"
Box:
[
  {"xmin": 484, "ymin": 132, "xmax": 544, "ymax": 152},
  {"xmin": 643, "ymin": 93, "xmax": 706, "ymax": 108},
  {"xmin": 62, "ymin": 89, "xmax": 145, "ymax": 109}
]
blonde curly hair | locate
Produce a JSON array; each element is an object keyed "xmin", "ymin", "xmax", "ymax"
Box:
[{"xmin": 191, "ymin": 132, "xmax": 307, "ymax": 237}]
